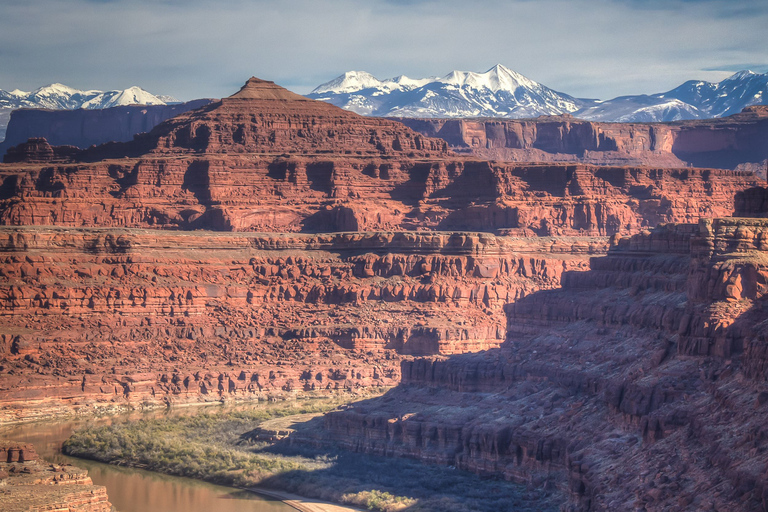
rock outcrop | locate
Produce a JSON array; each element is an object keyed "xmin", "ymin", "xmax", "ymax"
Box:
[
  {"xmin": 0, "ymin": 440, "xmax": 112, "ymax": 512},
  {"xmin": 319, "ymin": 217, "xmax": 768, "ymax": 511},
  {"xmin": 2, "ymin": 137, "xmax": 81, "ymax": 164},
  {"xmin": 398, "ymin": 106, "xmax": 768, "ymax": 178}
]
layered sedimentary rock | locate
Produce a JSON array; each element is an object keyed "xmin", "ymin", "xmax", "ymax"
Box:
[
  {"xmin": 2, "ymin": 76, "xmax": 767, "ymax": 511},
  {"xmin": 0, "ymin": 153, "xmax": 760, "ymax": 236},
  {"xmin": 0, "ymin": 99, "xmax": 215, "ymax": 157},
  {"xmin": 2, "ymin": 138, "xmax": 81, "ymax": 164},
  {"xmin": 0, "ymin": 227, "xmax": 605, "ymax": 422},
  {"xmin": 399, "ymin": 106, "xmax": 768, "ymax": 177},
  {"xmin": 321, "ymin": 218, "xmax": 768, "ymax": 511},
  {"xmin": 0, "ymin": 78, "xmax": 762, "ymax": 236},
  {"xmin": 0, "ymin": 440, "xmax": 111, "ymax": 512}
]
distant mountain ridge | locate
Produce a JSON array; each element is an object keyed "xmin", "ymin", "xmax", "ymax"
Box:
[
  {"xmin": 308, "ymin": 65, "xmax": 768, "ymax": 122},
  {"xmin": 0, "ymin": 83, "xmax": 178, "ymax": 141},
  {"xmin": 308, "ymin": 64, "xmax": 586, "ymax": 118},
  {"xmin": 0, "ymin": 83, "xmax": 177, "ymax": 110}
]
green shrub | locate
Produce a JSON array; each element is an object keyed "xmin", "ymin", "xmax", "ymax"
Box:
[{"xmin": 64, "ymin": 393, "xmax": 557, "ymax": 512}]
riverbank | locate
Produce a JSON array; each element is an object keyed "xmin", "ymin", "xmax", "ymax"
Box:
[
  {"xmin": 63, "ymin": 392, "xmax": 559, "ymax": 512},
  {"xmin": 250, "ymin": 488, "xmax": 363, "ymax": 512}
]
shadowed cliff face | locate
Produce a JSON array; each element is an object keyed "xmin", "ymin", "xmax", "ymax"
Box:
[
  {"xmin": 0, "ymin": 99, "xmax": 216, "ymax": 157},
  {"xmin": 312, "ymin": 218, "xmax": 768, "ymax": 512},
  {"xmin": 398, "ymin": 106, "xmax": 768, "ymax": 179}
]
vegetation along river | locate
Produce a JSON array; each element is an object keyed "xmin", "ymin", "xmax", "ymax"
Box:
[{"xmin": 0, "ymin": 406, "xmax": 293, "ymax": 512}]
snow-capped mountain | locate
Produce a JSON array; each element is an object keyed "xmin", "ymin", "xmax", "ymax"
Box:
[
  {"xmin": 307, "ymin": 64, "xmax": 588, "ymax": 118},
  {"xmin": 308, "ymin": 66, "xmax": 768, "ymax": 122},
  {"xmin": 660, "ymin": 70, "xmax": 767, "ymax": 118},
  {"xmin": 0, "ymin": 83, "xmax": 178, "ymax": 141},
  {"xmin": 575, "ymin": 70, "xmax": 768, "ymax": 122},
  {"xmin": 573, "ymin": 96, "xmax": 706, "ymax": 123},
  {"xmin": 0, "ymin": 83, "xmax": 175, "ymax": 111}
]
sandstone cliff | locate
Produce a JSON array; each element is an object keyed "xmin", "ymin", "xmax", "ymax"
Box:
[
  {"xmin": 0, "ymin": 227, "xmax": 607, "ymax": 422},
  {"xmin": 1, "ymin": 77, "xmax": 766, "ymax": 510},
  {"xmin": 0, "ymin": 150, "xmax": 760, "ymax": 236},
  {"xmin": 398, "ymin": 106, "xmax": 768, "ymax": 178},
  {"xmin": 319, "ymin": 218, "xmax": 768, "ymax": 511},
  {"xmin": 0, "ymin": 440, "xmax": 112, "ymax": 512},
  {"xmin": 0, "ymin": 78, "xmax": 761, "ymax": 236}
]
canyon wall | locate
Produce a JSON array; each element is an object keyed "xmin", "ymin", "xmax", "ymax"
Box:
[
  {"xmin": 0, "ymin": 227, "xmax": 603, "ymax": 422},
  {"xmin": 321, "ymin": 218, "xmax": 768, "ymax": 511},
  {"xmin": 2, "ymin": 77, "xmax": 767, "ymax": 510},
  {"xmin": 0, "ymin": 99, "xmax": 215, "ymax": 157},
  {"xmin": 0, "ymin": 145, "xmax": 760, "ymax": 236},
  {"xmin": 398, "ymin": 106, "xmax": 768, "ymax": 178},
  {"xmin": 0, "ymin": 78, "xmax": 761, "ymax": 237}
]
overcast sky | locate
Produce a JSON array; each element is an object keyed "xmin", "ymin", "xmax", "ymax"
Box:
[{"xmin": 1, "ymin": 0, "xmax": 766, "ymax": 101}]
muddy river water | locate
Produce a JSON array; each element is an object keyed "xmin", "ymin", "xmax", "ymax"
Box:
[{"xmin": 0, "ymin": 406, "xmax": 294, "ymax": 512}]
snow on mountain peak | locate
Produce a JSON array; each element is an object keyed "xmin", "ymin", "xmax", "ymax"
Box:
[
  {"xmin": 108, "ymin": 86, "xmax": 165, "ymax": 107},
  {"xmin": 306, "ymin": 64, "xmax": 583, "ymax": 119},
  {"xmin": 435, "ymin": 65, "xmax": 539, "ymax": 93},
  {"xmin": 725, "ymin": 69, "xmax": 758, "ymax": 81},
  {"xmin": 311, "ymin": 71, "xmax": 383, "ymax": 94},
  {"xmin": 0, "ymin": 83, "xmax": 173, "ymax": 113},
  {"xmin": 32, "ymin": 83, "xmax": 83, "ymax": 96},
  {"xmin": 484, "ymin": 64, "xmax": 539, "ymax": 92},
  {"xmin": 312, "ymin": 65, "xmax": 547, "ymax": 98}
]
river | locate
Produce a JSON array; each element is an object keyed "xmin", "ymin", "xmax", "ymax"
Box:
[{"xmin": 0, "ymin": 406, "xmax": 294, "ymax": 512}]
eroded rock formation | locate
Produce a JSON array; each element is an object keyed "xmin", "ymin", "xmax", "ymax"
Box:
[
  {"xmin": 1, "ymin": 77, "xmax": 767, "ymax": 510},
  {"xmin": 0, "ymin": 227, "xmax": 605, "ymax": 422},
  {"xmin": 0, "ymin": 78, "xmax": 762, "ymax": 236},
  {"xmin": 320, "ymin": 218, "xmax": 768, "ymax": 511},
  {"xmin": 399, "ymin": 106, "xmax": 768, "ymax": 178},
  {"xmin": 0, "ymin": 440, "xmax": 111, "ymax": 512},
  {"xmin": 0, "ymin": 99, "xmax": 215, "ymax": 157}
]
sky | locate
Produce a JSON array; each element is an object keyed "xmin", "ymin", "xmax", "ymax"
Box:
[{"xmin": 1, "ymin": 0, "xmax": 766, "ymax": 101}]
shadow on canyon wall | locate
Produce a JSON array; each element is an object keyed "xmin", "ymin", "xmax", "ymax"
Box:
[{"xmin": 262, "ymin": 221, "xmax": 768, "ymax": 510}]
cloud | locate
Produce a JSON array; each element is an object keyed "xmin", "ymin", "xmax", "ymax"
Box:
[{"xmin": 0, "ymin": 0, "xmax": 766, "ymax": 100}]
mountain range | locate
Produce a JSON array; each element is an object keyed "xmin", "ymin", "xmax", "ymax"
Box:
[
  {"xmin": 0, "ymin": 83, "xmax": 178, "ymax": 141},
  {"xmin": 308, "ymin": 65, "xmax": 768, "ymax": 122},
  {"xmin": 2, "ymin": 68, "xmax": 766, "ymax": 144}
]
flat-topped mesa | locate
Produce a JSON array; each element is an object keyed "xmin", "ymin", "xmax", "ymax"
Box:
[
  {"xmin": 145, "ymin": 77, "xmax": 449, "ymax": 157},
  {"xmin": 399, "ymin": 105, "xmax": 768, "ymax": 176}
]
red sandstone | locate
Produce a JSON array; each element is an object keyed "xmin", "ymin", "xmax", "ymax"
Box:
[
  {"xmin": 0, "ymin": 440, "xmax": 111, "ymax": 512},
  {"xmin": 1, "ymin": 77, "xmax": 768, "ymax": 511}
]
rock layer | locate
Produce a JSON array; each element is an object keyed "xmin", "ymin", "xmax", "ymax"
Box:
[
  {"xmin": 1, "ymin": 77, "xmax": 767, "ymax": 510},
  {"xmin": 0, "ymin": 227, "xmax": 603, "ymax": 422},
  {"xmin": 399, "ymin": 106, "xmax": 768, "ymax": 178},
  {"xmin": 0, "ymin": 78, "xmax": 762, "ymax": 236},
  {"xmin": 320, "ymin": 218, "xmax": 768, "ymax": 511},
  {"xmin": 0, "ymin": 440, "xmax": 112, "ymax": 512},
  {"xmin": 0, "ymin": 156, "xmax": 759, "ymax": 236}
]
